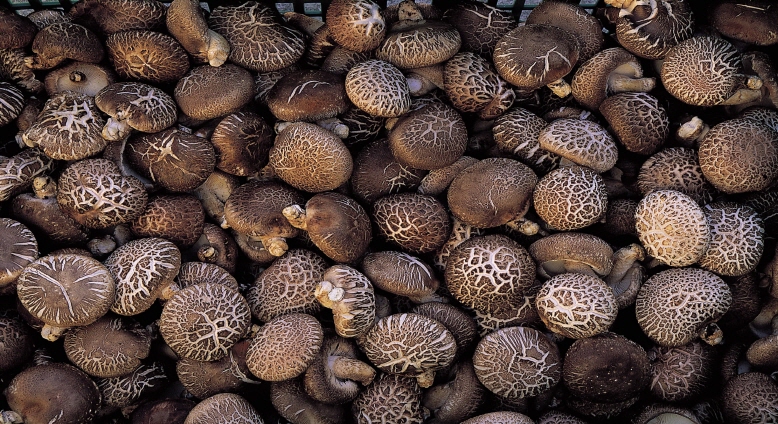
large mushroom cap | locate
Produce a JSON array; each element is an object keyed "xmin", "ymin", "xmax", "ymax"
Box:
[
  {"xmin": 698, "ymin": 202, "xmax": 764, "ymax": 277},
  {"xmin": 533, "ymin": 165, "xmax": 608, "ymax": 231},
  {"xmin": 529, "ymin": 232, "xmax": 614, "ymax": 279},
  {"xmin": 388, "ymin": 101, "xmax": 468, "ymax": 170},
  {"xmin": 372, "ymin": 192, "xmax": 451, "ymax": 254},
  {"xmin": 210, "ymin": 111, "xmax": 273, "ymax": 177},
  {"xmin": 184, "ymin": 393, "xmax": 264, "ymax": 424},
  {"xmin": 43, "ymin": 61, "xmax": 116, "ymax": 97},
  {"xmin": 174, "ymin": 64, "xmax": 254, "ymax": 120},
  {"xmin": 246, "ymin": 312, "xmax": 324, "ymax": 381},
  {"xmin": 441, "ymin": 1, "xmax": 516, "ymax": 58},
  {"xmin": 599, "ymin": 92, "xmax": 669, "ymax": 155},
  {"xmin": 721, "ymin": 372, "xmax": 778, "ymax": 423},
  {"xmin": 536, "ymin": 273, "xmax": 618, "ymax": 339},
  {"xmin": 608, "ymin": 0, "xmax": 694, "ymax": 60},
  {"xmin": 637, "ymin": 147, "xmax": 715, "ymax": 205},
  {"xmin": 326, "ymin": 0, "xmax": 386, "ymax": 52},
  {"xmin": 267, "ymin": 69, "xmax": 348, "ymax": 122},
  {"xmin": 68, "ymin": 0, "xmax": 166, "ymax": 34},
  {"xmin": 0, "ymin": 81, "xmax": 24, "ymax": 127},
  {"xmin": 0, "ymin": 8, "xmax": 36, "ymax": 49},
  {"xmin": 525, "ymin": 0, "xmax": 603, "ymax": 62},
  {"xmin": 95, "ymin": 81, "xmax": 178, "ymax": 141},
  {"xmin": 131, "ymin": 194, "xmax": 205, "ymax": 248},
  {"xmin": 345, "ymin": 59, "xmax": 411, "ymax": 118},
  {"xmin": 351, "ymin": 373, "xmax": 426, "ymax": 423},
  {"xmin": 26, "ymin": 22, "xmax": 104, "ymax": 70},
  {"xmin": 538, "ymin": 118, "xmax": 618, "ymax": 173},
  {"xmin": 712, "ymin": 0, "xmax": 778, "ymax": 46},
  {"xmin": 106, "ymin": 30, "xmax": 190, "ymax": 84}
]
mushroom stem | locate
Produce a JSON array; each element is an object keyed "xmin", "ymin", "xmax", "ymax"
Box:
[
  {"xmin": 607, "ymin": 73, "xmax": 656, "ymax": 94},
  {"xmin": 606, "ymin": 244, "xmax": 645, "ymax": 286},
  {"xmin": 676, "ymin": 116, "xmax": 710, "ymax": 145},
  {"xmin": 699, "ymin": 323, "xmax": 724, "ymax": 346},
  {"xmin": 69, "ymin": 70, "xmax": 85, "ymax": 82},
  {"xmin": 416, "ymin": 370, "xmax": 436, "ymax": 388},
  {"xmin": 262, "ymin": 236, "xmax": 289, "ymax": 257},
  {"xmin": 283, "ymin": 11, "xmax": 325, "ymax": 37},
  {"xmin": 0, "ymin": 411, "xmax": 23, "ymax": 424},
  {"xmin": 40, "ymin": 324, "xmax": 66, "ymax": 342},
  {"xmin": 32, "ymin": 176, "xmax": 56, "ymax": 199},
  {"xmin": 505, "ymin": 217, "xmax": 546, "ymax": 237},
  {"xmin": 719, "ymin": 88, "xmax": 764, "ymax": 106},
  {"xmin": 315, "ymin": 281, "xmax": 339, "ymax": 308},
  {"xmin": 282, "ymin": 205, "xmax": 308, "ymax": 230},
  {"xmin": 197, "ymin": 245, "xmax": 217, "ymax": 262},
  {"xmin": 608, "ymin": 263, "xmax": 644, "ymax": 309},
  {"xmin": 102, "ymin": 117, "xmax": 132, "ymax": 142},
  {"xmin": 330, "ymin": 356, "xmax": 376, "ymax": 385},
  {"xmin": 406, "ymin": 64, "xmax": 444, "ymax": 96},
  {"xmin": 316, "ymin": 118, "xmax": 349, "ymax": 139},
  {"xmin": 546, "ymin": 78, "xmax": 572, "ymax": 98}
]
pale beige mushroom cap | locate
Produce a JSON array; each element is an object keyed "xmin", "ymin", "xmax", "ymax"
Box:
[
  {"xmin": 345, "ymin": 59, "xmax": 411, "ymax": 118},
  {"xmin": 697, "ymin": 202, "xmax": 764, "ymax": 277},
  {"xmin": 538, "ymin": 118, "xmax": 618, "ymax": 173},
  {"xmin": 536, "ymin": 272, "xmax": 618, "ymax": 339},
  {"xmin": 533, "ymin": 165, "xmax": 608, "ymax": 231},
  {"xmin": 246, "ymin": 312, "xmax": 323, "ymax": 381},
  {"xmin": 326, "ymin": 0, "xmax": 386, "ymax": 52}
]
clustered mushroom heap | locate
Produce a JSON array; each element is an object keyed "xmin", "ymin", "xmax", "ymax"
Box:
[{"xmin": 1, "ymin": 0, "xmax": 778, "ymax": 423}]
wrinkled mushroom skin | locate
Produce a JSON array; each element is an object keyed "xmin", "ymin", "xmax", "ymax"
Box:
[
  {"xmin": 167, "ymin": 0, "xmax": 230, "ymax": 67},
  {"xmin": 26, "ymin": 22, "xmax": 104, "ymax": 70}
]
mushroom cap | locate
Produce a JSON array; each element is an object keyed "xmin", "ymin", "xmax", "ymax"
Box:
[
  {"xmin": 637, "ymin": 147, "xmax": 715, "ymax": 205},
  {"xmin": 533, "ymin": 165, "xmax": 608, "ymax": 231},
  {"xmin": 131, "ymin": 398, "xmax": 196, "ymax": 424},
  {"xmin": 538, "ymin": 118, "xmax": 618, "ymax": 173},
  {"xmin": 571, "ymin": 47, "xmax": 649, "ymax": 111},
  {"xmin": 472, "ymin": 326, "xmax": 561, "ymax": 399},
  {"xmin": 712, "ymin": 0, "xmax": 778, "ymax": 46},
  {"xmin": 412, "ymin": 302, "xmax": 478, "ymax": 356},
  {"xmin": 525, "ymin": 0, "xmax": 603, "ymax": 62},
  {"xmin": 372, "ymin": 192, "xmax": 451, "ymax": 254},
  {"xmin": 0, "ymin": 218, "xmax": 38, "ymax": 287},
  {"xmin": 326, "ymin": 0, "xmax": 386, "ymax": 52},
  {"xmin": 303, "ymin": 333, "xmax": 374, "ymax": 405},
  {"xmin": 95, "ymin": 81, "xmax": 178, "ymax": 139},
  {"xmin": 223, "ymin": 180, "xmax": 303, "ymax": 240},
  {"xmin": 610, "ymin": 0, "xmax": 694, "ymax": 60},
  {"xmin": 269, "ymin": 122, "xmax": 353, "ymax": 193},
  {"xmin": 361, "ymin": 313, "xmax": 457, "ymax": 378},
  {"xmin": 177, "ymin": 261, "xmax": 238, "ymax": 291},
  {"xmin": 634, "ymin": 189, "xmax": 711, "ymax": 267},
  {"xmin": 345, "ymin": 59, "xmax": 411, "ymax": 118},
  {"xmin": 160, "ymin": 282, "xmax": 251, "ymax": 361},
  {"xmin": 443, "ymin": 51, "xmax": 515, "ymax": 119},
  {"xmin": 462, "ymin": 412, "xmax": 534, "ymax": 424},
  {"xmin": 0, "ymin": 8, "xmax": 36, "ymax": 49},
  {"xmin": 362, "ymin": 251, "xmax": 439, "ymax": 301},
  {"xmin": 0, "ymin": 313, "xmax": 35, "ymax": 374},
  {"xmin": 176, "ymin": 340, "xmax": 255, "ymax": 400},
  {"xmin": 246, "ymin": 312, "xmax": 323, "ymax": 381},
  {"xmin": 210, "ymin": 111, "xmax": 273, "ymax": 177},
  {"xmin": 493, "ymin": 23, "xmax": 579, "ymax": 91},
  {"xmin": 599, "ymin": 92, "xmax": 669, "ymax": 155},
  {"xmin": 536, "ymin": 273, "xmax": 618, "ymax": 339},
  {"xmin": 604, "ymin": 198, "xmax": 639, "ymax": 237},
  {"xmin": 562, "ymin": 332, "xmax": 650, "ymax": 403},
  {"xmin": 721, "ymin": 372, "xmax": 778, "ymax": 424},
  {"xmin": 26, "ymin": 22, "xmax": 104, "ymax": 70},
  {"xmin": 104, "ymin": 237, "xmax": 181, "ymax": 316},
  {"xmin": 0, "ymin": 81, "xmax": 24, "ymax": 127},
  {"xmin": 388, "ymin": 101, "xmax": 468, "ymax": 170},
  {"xmin": 417, "ymin": 155, "xmax": 479, "ymax": 196},
  {"xmin": 350, "ymin": 138, "xmax": 426, "ymax": 204},
  {"xmin": 635, "ymin": 267, "xmax": 732, "ymax": 347},
  {"xmin": 447, "ymin": 157, "xmax": 538, "ymax": 228},
  {"xmin": 26, "ymin": 9, "xmax": 70, "ymax": 29},
  {"xmin": 0, "ymin": 148, "xmax": 54, "ymax": 203},
  {"xmin": 183, "ymin": 393, "xmax": 264, "ymax": 424},
  {"xmin": 209, "ymin": 2, "xmax": 305, "ymax": 72},
  {"xmin": 492, "ymin": 107, "xmax": 560, "ymax": 174},
  {"xmin": 660, "ymin": 36, "xmax": 745, "ymax": 106},
  {"xmin": 315, "ymin": 264, "xmax": 376, "ymax": 338},
  {"xmin": 266, "ymin": 69, "xmax": 349, "ymax": 122},
  {"xmin": 131, "ymin": 194, "xmax": 205, "ymax": 248},
  {"xmin": 106, "ymin": 30, "xmax": 190, "ymax": 84},
  {"xmin": 375, "ymin": 12, "xmax": 461, "ymax": 69},
  {"xmin": 43, "ymin": 61, "xmax": 117, "ymax": 97},
  {"xmin": 174, "ymin": 64, "xmax": 254, "ymax": 120},
  {"xmin": 17, "ymin": 253, "xmax": 115, "ymax": 334},
  {"xmin": 648, "ymin": 340, "xmax": 717, "ymax": 402},
  {"xmin": 441, "ymin": 1, "xmax": 516, "ymax": 58},
  {"xmin": 97, "ymin": 361, "xmax": 168, "ymax": 410},
  {"xmin": 529, "ymin": 232, "xmax": 614, "ymax": 279},
  {"xmin": 4, "ymin": 363, "xmax": 101, "ymax": 424},
  {"xmin": 351, "ymin": 373, "xmax": 425, "ymax": 424},
  {"xmin": 68, "ymin": 0, "xmax": 166, "ymax": 34},
  {"xmin": 698, "ymin": 118, "xmax": 778, "ymax": 194},
  {"xmin": 697, "ymin": 202, "xmax": 764, "ymax": 277}
]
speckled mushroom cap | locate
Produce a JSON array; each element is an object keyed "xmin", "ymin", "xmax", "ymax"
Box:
[
  {"xmin": 462, "ymin": 412, "xmax": 534, "ymax": 424},
  {"xmin": 346, "ymin": 59, "xmax": 411, "ymax": 118},
  {"xmin": 0, "ymin": 149, "xmax": 54, "ymax": 203},
  {"xmin": 176, "ymin": 261, "xmax": 239, "ymax": 291},
  {"xmin": 269, "ymin": 122, "xmax": 353, "ymax": 193},
  {"xmin": 26, "ymin": 9, "xmax": 70, "ymax": 29},
  {"xmin": 0, "ymin": 8, "xmax": 36, "ymax": 49},
  {"xmin": 443, "ymin": 51, "xmax": 515, "ymax": 120},
  {"xmin": 442, "ymin": 1, "xmax": 515, "ymax": 58},
  {"xmin": 698, "ymin": 118, "xmax": 778, "ymax": 194},
  {"xmin": 174, "ymin": 64, "xmax": 254, "ymax": 120},
  {"xmin": 527, "ymin": 2, "xmax": 603, "ymax": 62},
  {"xmin": 43, "ymin": 61, "xmax": 116, "ymax": 96},
  {"xmin": 63, "ymin": 314, "xmax": 152, "ymax": 378},
  {"xmin": 362, "ymin": 251, "xmax": 439, "ymax": 303},
  {"xmin": 105, "ymin": 30, "xmax": 190, "ymax": 84},
  {"xmin": 529, "ymin": 232, "xmax": 614, "ymax": 279},
  {"xmin": 538, "ymin": 118, "xmax": 618, "ymax": 173},
  {"xmin": 326, "ymin": 0, "xmax": 386, "ymax": 52},
  {"xmin": 721, "ymin": 372, "xmax": 778, "ymax": 424},
  {"xmin": 388, "ymin": 101, "xmax": 468, "ymax": 170},
  {"xmin": 0, "ymin": 218, "xmax": 38, "ymax": 288},
  {"xmin": 247, "ymin": 249, "xmax": 326, "ymax": 322},
  {"xmin": 104, "ymin": 237, "xmax": 181, "ymax": 316},
  {"xmin": 184, "ymin": 393, "xmax": 264, "ymax": 424},
  {"xmin": 607, "ymin": 0, "xmax": 694, "ymax": 60},
  {"xmin": 210, "ymin": 111, "xmax": 273, "ymax": 177},
  {"xmin": 22, "ymin": 91, "xmax": 107, "ymax": 161},
  {"xmin": 352, "ymin": 373, "xmax": 425, "ymax": 424},
  {"xmin": 0, "ymin": 313, "xmax": 34, "ymax": 374},
  {"xmin": 697, "ymin": 202, "xmax": 764, "ymax": 277},
  {"xmin": 68, "ymin": 0, "xmax": 166, "ymax": 34},
  {"xmin": 712, "ymin": 0, "xmax": 778, "ymax": 46},
  {"xmin": 95, "ymin": 82, "xmax": 178, "ymax": 141},
  {"xmin": 635, "ymin": 267, "xmax": 732, "ymax": 347},
  {"xmin": 57, "ymin": 158, "xmax": 148, "ymax": 229},
  {"xmin": 661, "ymin": 36, "xmax": 753, "ymax": 106},
  {"xmin": 599, "ymin": 92, "xmax": 668, "ymax": 155},
  {"xmin": 246, "ymin": 312, "xmax": 323, "ymax": 381},
  {"xmin": 372, "ymin": 192, "xmax": 451, "ymax": 254},
  {"xmin": 447, "ymin": 158, "xmax": 538, "ymax": 229},
  {"xmin": 96, "ymin": 361, "xmax": 168, "ymax": 410},
  {"xmin": 1, "ymin": 48, "xmax": 43, "ymax": 93},
  {"xmin": 492, "ymin": 107, "xmax": 560, "ymax": 174},
  {"xmin": 536, "ymin": 273, "xmax": 618, "ymax": 339},
  {"xmin": 131, "ymin": 194, "xmax": 205, "ymax": 248},
  {"xmin": 266, "ymin": 69, "xmax": 348, "ymax": 123},
  {"xmin": 412, "ymin": 302, "xmax": 478, "ymax": 356},
  {"xmin": 176, "ymin": 340, "xmax": 256, "ymax": 399},
  {"xmin": 350, "ymin": 138, "xmax": 426, "ymax": 204},
  {"xmin": 634, "ymin": 189, "xmax": 711, "ymax": 267},
  {"xmin": 571, "ymin": 47, "xmax": 654, "ymax": 111},
  {"xmin": 17, "ymin": 253, "xmax": 115, "ymax": 341},
  {"xmin": 648, "ymin": 340, "xmax": 717, "ymax": 402},
  {"xmin": 445, "ymin": 234, "xmax": 536, "ymax": 318},
  {"xmin": 0, "ymin": 81, "xmax": 24, "ymax": 127},
  {"xmin": 209, "ymin": 1, "xmax": 305, "ymax": 72},
  {"xmin": 25, "ymin": 22, "xmax": 104, "ymax": 70},
  {"xmin": 472, "ymin": 326, "xmax": 560, "ymax": 399},
  {"xmin": 315, "ymin": 264, "xmax": 376, "ymax": 338},
  {"xmin": 160, "ymin": 282, "xmax": 251, "ymax": 361},
  {"xmin": 533, "ymin": 165, "xmax": 608, "ymax": 231},
  {"xmin": 637, "ymin": 147, "xmax": 715, "ymax": 205}
]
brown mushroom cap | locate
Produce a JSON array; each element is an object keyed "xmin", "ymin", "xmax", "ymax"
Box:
[
  {"xmin": 442, "ymin": 51, "xmax": 515, "ymax": 120},
  {"xmin": 536, "ymin": 273, "xmax": 618, "ymax": 339},
  {"xmin": 538, "ymin": 118, "xmax": 618, "ymax": 173},
  {"xmin": 712, "ymin": 0, "xmax": 778, "ymax": 46},
  {"xmin": 246, "ymin": 312, "xmax": 324, "ymax": 381},
  {"xmin": 571, "ymin": 47, "xmax": 655, "ymax": 111},
  {"xmin": 412, "ymin": 302, "xmax": 478, "ymax": 357},
  {"xmin": 0, "ymin": 313, "xmax": 35, "ymax": 374},
  {"xmin": 174, "ymin": 64, "xmax": 254, "ymax": 120},
  {"xmin": 525, "ymin": 0, "xmax": 603, "ymax": 62},
  {"xmin": 130, "ymin": 398, "xmax": 196, "ymax": 424},
  {"xmin": 637, "ymin": 147, "xmax": 716, "ymax": 205},
  {"xmin": 648, "ymin": 340, "xmax": 717, "ymax": 402},
  {"xmin": 106, "ymin": 30, "xmax": 190, "ymax": 84},
  {"xmin": 0, "ymin": 150, "xmax": 54, "ymax": 204},
  {"xmin": 721, "ymin": 372, "xmax": 778, "ymax": 424},
  {"xmin": 303, "ymin": 332, "xmax": 376, "ymax": 405},
  {"xmin": 131, "ymin": 194, "xmax": 205, "ymax": 248},
  {"xmin": 95, "ymin": 81, "xmax": 178, "ymax": 141},
  {"xmin": 599, "ymin": 92, "xmax": 669, "ymax": 155},
  {"xmin": 529, "ymin": 232, "xmax": 614, "ymax": 279},
  {"xmin": 462, "ymin": 411, "xmax": 534, "ymax": 424},
  {"xmin": 210, "ymin": 111, "xmax": 273, "ymax": 177},
  {"xmin": 346, "ymin": 59, "xmax": 411, "ymax": 118},
  {"xmin": 0, "ymin": 81, "xmax": 24, "ymax": 127},
  {"xmin": 267, "ymin": 69, "xmax": 349, "ymax": 123},
  {"xmin": 68, "ymin": 0, "xmax": 166, "ymax": 34},
  {"xmin": 315, "ymin": 264, "xmax": 376, "ymax": 339},
  {"xmin": 0, "ymin": 217, "xmax": 38, "ymax": 288},
  {"xmin": 326, "ymin": 0, "xmax": 386, "ymax": 52},
  {"xmin": 372, "ymin": 192, "xmax": 451, "ymax": 254},
  {"xmin": 176, "ymin": 340, "xmax": 256, "ymax": 400},
  {"xmin": 608, "ymin": 0, "xmax": 694, "ymax": 60},
  {"xmin": 0, "ymin": 8, "xmax": 36, "ymax": 49},
  {"xmin": 698, "ymin": 202, "xmax": 764, "ymax": 276},
  {"xmin": 362, "ymin": 251, "xmax": 439, "ymax": 302},
  {"xmin": 388, "ymin": 101, "xmax": 468, "ymax": 170},
  {"xmin": 350, "ymin": 138, "xmax": 426, "ymax": 204},
  {"xmin": 26, "ymin": 9, "xmax": 70, "ymax": 29},
  {"xmin": 25, "ymin": 22, "xmax": 104, "ymax": 70},
  {"xmin": 97, "ymin": 361, "xmax": 168, "ymax": 410},
  {"xmin": 533, "ymin": 165, "xmax": 608, "ymax": 231},
  {"xmin": 351, "ymin": 373, "xmax": 425, "ymax": 423},
  {"xmin": 184, "ymin": 393, "xmax": 264, "ymax": 424},
  {"xmin": 43, "ymin": 61, "xmax": 117, "ymax": 97},
  {"xmin": 441, "ymin": 1, "xmax": 516, "ymax": 58},
  {"xmin": 491, "ymin": 107, "xmax": 559, "ymax": 174}
]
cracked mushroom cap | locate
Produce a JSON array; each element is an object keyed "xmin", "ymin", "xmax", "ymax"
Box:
[
  {"xmin": 95, "ymin": 81, "xmax": 178, "ymax": 141},
  {"xmin": 472, "ymin": 326, "xmax": 561, "ymax": 399},
  {"xmin": 345, "ymin": 59, "xmax": 411, "ymax": 118},
  {"xmin": 4, "ymin": 362, "xmax": 101, "ymax": 424},
  {"xmin": 68, "ymin": 0, "xmax": 166, "ymax": 34},
  {"xmin": 246, "ymin": 312, "xmax": 323, "ymax": 381},
  {"xmin": 634, "ymin": 189, "xmax": 711, "ymax": 267},
  {"xmin": 527, "ymin": 3, "xmax": 603, "ymax": 62},
  {"xmin": 422, "ymin": 359, "xmax": 486, "ymax": 423},
  {"xmin": 712, "ymin": 0, "xmax": 778, "ymax": 46},
  {"xmin": 326, "ymin": 0, "xmax": 386, "ymax": 52},
  {"xmin": 352, "ymin": 373, "xmax": 425, "ymax": 424},
  {"xmin": 443, "ymin": 51, "xmax": 515, "ymax": 120},
  {"xmin": 607, "ymin": 0, "xmax": 694, "ymax": 60},
  {"xmin": 63, "ymin": 314, "xmax": 152, "ymax": 378},
  {"xmin": 538, "ymin": 118, "xmax": 618, "ymax": 173},
  {"xmin": 303, "ymin": 333, "xmax": 376, "ymax": 405},
  {"xmin": 698, "ymin": 202, "xmax": 764, "ymax": 277},
  {"xmin": 491, "ymin": 107, "xmax": 560, "ymax": 174},
  {"xmin": 26, "ymin": 9, "xmax": 70, "ymax": 29},
  {"xmin": 533, "ymin": 165, "xmax": 608, "ymax": 231},
  {"xmin": 571, "ymin": 47, "xmax": 655, "ymax": 111},
  {"xmin": 315, "ymin": 264, "xmax": 376, "ymax": 339},
  {"xmin": 698, "ymin": 118, "xmax": 778, "ymax": 194},
  {"xmin": 447, "ymin": 157, "xmax": 538, "ymax": 229},
  {"xmin": 160, "ymin": 282, "xmax": 251, "ymax": 362},
  {"xmin": 184, "ymin": 393, "xmax": 264, "ymax": 424},
  {"xmin": 104, "ymin": 237, "xmax": 181, "ymax": 316},
  {"xmin": 599, "ymin": 92, "xmax": 669, "ymax": 155},
  {"xmin": 97, "ymin": 361, "xmax": 168, "ymax": 411},
  {"xmin": 648, "ymin": 340, "xmax": 717, "ymax": 402},
  {"xmin": 174, "ymin": 64, "xmax": 254, "ymax": 121},
  {"xmin": 388, "ymin": 101, "xmax": 468, "ymax": 170},
  {"xmin": 637, "ymin": 147, "xmax": 715, "ymax": 205},
  {"xmin": 0, "ymin": 81, "xmax": 24, "ymax": 127},
  {"xmin": 721, "ymin": 372, "xmax": 778, "ymax": 424},
  {"xmin": 131, "ymin": 194, "xmax": 205, "ymax": 248},
  {"xmin": 176, "ymin": 339, "xmax": 256, "ymax": 400},
  {"xmin": 417, "ymin": 155, "xmax": 479, "ymax": 196},
  {"xmin": 176, "ymin": 261, "xmax": 238, "ymax": 291},
  {"xmin": 22, "ymin": 91, "xmax": 107, "ymax": 161},
  {"xmin": 266, "ymin": 69, "xmax": 348, "ymax": 123},
  {"xmin": 350, "ymin": 138, "xmax": 426, "ymax": 204},
  {"xmin": 462, "ymin": 412, "xmax": 534, "ymax": 424},
  {"xmin": 372, "ymin": 192, "xmax": 451, "ymax": 254},
  {"xmin": 412, "ymin": 302, "xmax": 478, "ymax": 357},
  {"xmin": 44, "ymin": 61, "xmax": 116, "ymax": 96},
  {"xmin": 16, "ymin": 253, "xmax": 115, "ymax": 341},
  {"xmin": 536, "ymin": 273, "xmax": 618, "ymax": 339},
  {"xmin": 441, "ymin": 0, "xmax": 516, "ymax": 58},
  {"xmin": 210, "ymin": 111, "xmax": 273, "ymax": 177},
  {"xmin": 0, "ymin": 147, "xmax": 53, "ymax": 203},
  {"xmin": 635, "ymin": 267, "xmax": 732, "ymax": 347},
  {"xmin": 269, "ymin": 122, "xmax": 353, "ymax": 193},
  {"xmin": 25, "ymin": 22, "xmax": 104, "ymax": 70},
  {"xmin": 529, "ymin": 232, "xmax": 614, "ymax": 279},
  {"xmin": 0, "ymin": 218, "xmax": 38, "ymax": 288},
  {"xmin": 0, "ymin": 8, "xmax": 36, "ymax": 49},
  {"xmin": 362, "ymin": 251, "xmax": 439, "ymax": 303},
  {"xmin": 360, "ymin": 313, "xmax": 456, "ymax": 387},
  {"xmin": 106, "ymin": 30, "xmax": 190, "ymax": 84}
]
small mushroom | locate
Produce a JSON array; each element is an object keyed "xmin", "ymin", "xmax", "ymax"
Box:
[
  {"xmin": 303, "ymin": 332, "xmax": 376, "ymax": 405},
  {"xmin": 422, "ymin": 359, "xmax": 486, "ymax": 424},
  {"xmin": 0, "ymin": 47, "xmax": 43, "ymax": 93},
  {"xmin": 131, "ymin": 194, "xmax": 205, "ymax": 248},
  {"xmin": 183, "ymin": 393, "xmax": 264, "ymax": 424},
  {"xmin": 246, "ymin": 312, "xmax": 324, "ymax": 381},
  {"xmin": 96, "ymin": 362, "xmax": 167, "ymax": 413},
  {"xmin": 266, "ymin": 69, "xmax": 349, "ymax": 125},
  {"xmin": 538, "ymin": 118, "xmax": 618, "ymax": 173},
  {"xmin": 388, "ymin": 101, "xmax": 468, "ymax": 170},
  {"xmin": 0, "ymin": 81, "xmax": 24, "ymax": 128},
  {"xmin": 315, "ymin": 264, "xmax": 376, "ymax": 339},
  {"xmin": 442, "ymin": 52, "xmax": 515, "ymax": 120},
  {"xmin": 0, "ymin": 312, "xmax": 35, "ymax": 374},
  {"xmin": 372, "ymin": 192, "xmax": 451, "ymax": 254},
  {"xmin": 174, "ymin": 64, "xmax": 254, "ymax": 121},
  {"xmin": 95, "ymin": 81, "xmax": 178, "ymax": 141},
  {"xmin": 412, "ymin": 302, "xmax": 478, "ymax": 357},
  {"xmin": 491, "ymin": 107, "xmax": 560, "ymax": 174},
  {"xmin": 130, "ymin": 398, "xmax": 195, "ymax": 424},
  {"xmin": 571, "ymin": 47, "xmax": 656, "ymax": 111},
  {"xmin": 345, "ymin": 59, "xmax": 411, "ymax": 118},
  {"xmin": 533, "ymin": 165, "xmax": 608, "ymax": 231},
  {"xmin": 43, "ymin": 61, "xmax": 116, "ymax": 96},
  {"xmin": 536, "ymin": 273, "xmax": 618, "ymax": 339}
]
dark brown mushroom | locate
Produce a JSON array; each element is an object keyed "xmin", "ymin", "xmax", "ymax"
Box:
[
  {"xmin": 25, "ymin": 22, "xmax": 104, "ymax": 70},
  {"xmin": 105, "ymin": 30, "xmax": 190, "ymax": 84}
]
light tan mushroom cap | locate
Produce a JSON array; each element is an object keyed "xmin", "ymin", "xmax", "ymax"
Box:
[
  {"xmin": 351, "ymin": 373, "xmax": 426, "ymax": 424},
  {"xmin": 246, "ymin": 312, "xmax": 323, "ymax": 381},
  {"xmin": 106, "ymin": 30, "xmax": 190, "ymax": 84},
  {"xmin": 538, "ymin": 118, "xmax": 618, "ymax": 173},
  {"xmin": 174, "ymin": 64, "xmax": 254, "ymax": 120},
  {"xmin": 345, "ymin": 59, "xmax": 411, "ymax": 118},
  {"xmin": 697, "ymin": 202, "xmax": 764, "ymax": 277},
  {"xmin": 184, "ymin": 393, "xmax": 264, "ymax": 424},
  {"xmin": 43, "ymin": 61, "xmax": 117, "ymax": 97},
  {"xmin": 536, "ymin": 272, "xmax": 618, "ymax": 339},
  {"xmin": 326, "ymin": 0, "xmax": 386, "ymax": 52},
  {"xmin": 533, "ymin": 165, "xmax": 608, "ymax": 231}
]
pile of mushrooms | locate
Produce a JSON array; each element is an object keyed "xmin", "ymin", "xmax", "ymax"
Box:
[{"xmin": 2, "ymin": 0, "xmax": 778, "ymax": 422}]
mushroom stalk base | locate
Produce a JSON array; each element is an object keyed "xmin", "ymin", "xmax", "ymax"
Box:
[
  {"xmin": 331, "ymin": 356, "xmax": 376, "ymax": 386},
  {"xmin": 41, "ymin": 324, "xmax": 66, "ymax": 342},
  {"xmin": 608, "ymin": 74, "xmax": 656, "ymax": 94},
  {"xmin": 547, "ymin": 79, "xmax": 572, "ymax": 98},
  {"xmin": 719, "ymin": 88, "xmax": 764, "ymax": 106}
]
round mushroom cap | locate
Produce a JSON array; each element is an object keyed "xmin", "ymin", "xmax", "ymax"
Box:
[
  {"xmin": 462, "ymin": 412, "xmax": 534, "ymax": 424},
  {"xmin": 174, "ymin": 64, "xmax": 254, "ymax": 120},
  {"xmin": 43, "ymin": 61, "xmax": 117, "ymax": 97},
  {"xmin": 635, "ymin": 267, "xmax": 732, "ymax": 347},
  {"xmin": 0, "ymin": 8, "xmax": 36, "ymax": 49},
  {"xmin": 210, "ymin": 111, "xmax": 274, "ymax": 177},
  {"xmin": 0, "ymin": 218, "xmax": 38, "ymax": 288},
  {"xmin": 0, "ymin": 81, "xmax": 24, "ymax": 127},
  {"xmin": 388, "ymin": 101, "xmax": 468, "ymax": 170},
  {"xmin": 712, "ymin": 0, "xmax": 778, "ymax": 46},
  {"xmin": 5, "ymin": 363, "xmax": 101, "ymax": 424},
  {"xmin": 721, "ymin": 372, "xmax": 778, "ymax": 424},
  {"xmin": 97, "ymin": 361, "xmax": 168, "ymax": 410},
  {"xmin": 95, "ymin": 81, "xmax": 178, "ymax": 140},
  {"xmin": 266, "ymin": 69, "xmax": 348, "ymax": 122},
  {"xmin": 608, "ymin": 0, "xmax": 694, "ymax": 60},
  {"xmin": 223, "ymin": 180, "xmax": 304, "ymax": 242},
  {"xmin": 0, "ymin": 313, "xmax": 35, "ymax": 374},
  {"xmin": 326, "ymin": 0, "xmax": 386, "ymax": 52},
  {"xmin": 160, "ymin": 282, "xmax": 251, "ymax": 361},
  {"xmin": 362, "ymin": 251, "xmax": 439, "ymax": 302},
  {"xmin": 447, "ymin": 158, "xmax": 538, "ymax": 229},
  {"xmin": 538, "ymin": 118, "xmax": 618, "ymax": 173},
  {"xmin": 351, "ymin": 373, "xmax": 425, "ymax": 424},
  {"xmin": 345, "ymin": 59, "xmax": 411, "ymax": 118},
  {"xmin": 533, "ymin": 165, "xmax": 608, "ymax": 231},
  {"xmin": 68, "ymin": 0, "xmax": 166, "ymax": 34},
  {"xmin": 529, "ymin": 232, "xmax": 614, "ymax": 279},
  {"xmin": 131, "ymin": 194, "xmax": 205, "ymax": 248},
  {"xmin": 176, "ymin": 261, "xmax": 238, "ymax": 291},
  {"xmin": 412, "ymin": 302, "xmax": 478, "ymax": 355},
  {"xmin": 525, "ymin": 0, "xmax": 603, "ymax": 62},
  {"xmin": 26, "ymin": 22, "xmax": 104, "ymax": 70},
  {"xmin": 441, "ymin": 1, "xmax": 516, "ymax": 58},
  {"xmin": 648, "ymin": 340, "xmax": 717, "ymax": 402},
  {"xmin": 492, "ymin": 107, "xmax": 560, "ymax": 174},
  {"xmin": 698, "ymin": 202, "xmax": 764, "ymax": 277},
  {"xmin": 698, "ymin": 118, "xmax": 778, "ymax": 194},
  {"xmin": 375, "ymin": 8, "xmax": 461, "ymax": 69},
  {"xmin": 443, "ymin": 51, "xmax": 515, "ymax": 120},
  {"xmin": 350, "ymin": 138, "xmax": 426, "ymax": 204},
  {"xmin": 246, "ymin": 312, "xmax": 323, "ymax": 381},
  {"xmin": 493, "ymin": 23, "xmax": 579, "ymax": 92},
  {"xmin": 269, "ymin": 122, "xmax": 353, "ymax": 193},
  {"xmin": 472, "ymin": 326, "xmax": 561, "ymax": 399},
  {"xmin": 637, "ymin": 147, "xmax": 716, "ymax": 205},
  {"xmin": 563, "ymin": 332, "xmax": 650, "ymax": 403},
  {"xmin": 599, "ymin": 92, "xmax": 669, "ymax": 155},
  {"xmin": 536, "ymin": 273, "xmax": 618, "ymax": 339},
  {"xmin": 106, "ymin": 30, "xmax": 190, "ymax": 84},
  {"xmin": 184, "ymin": 393, "xmax": 264, "ymax": 424},
  {"xmin": 372, "ymin": 192, "xmax": 451, "ymax": 254},
  {"xmin": 634, "ymin": 189, "xmax": 710, "ymax": 267},
  {"xmin": 571, "ymin": 47, "xmax": 652, "ymax": 111},
  {"xmin": 209, "ymin": 2, "xmax": 305, "ymax": 72}
]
